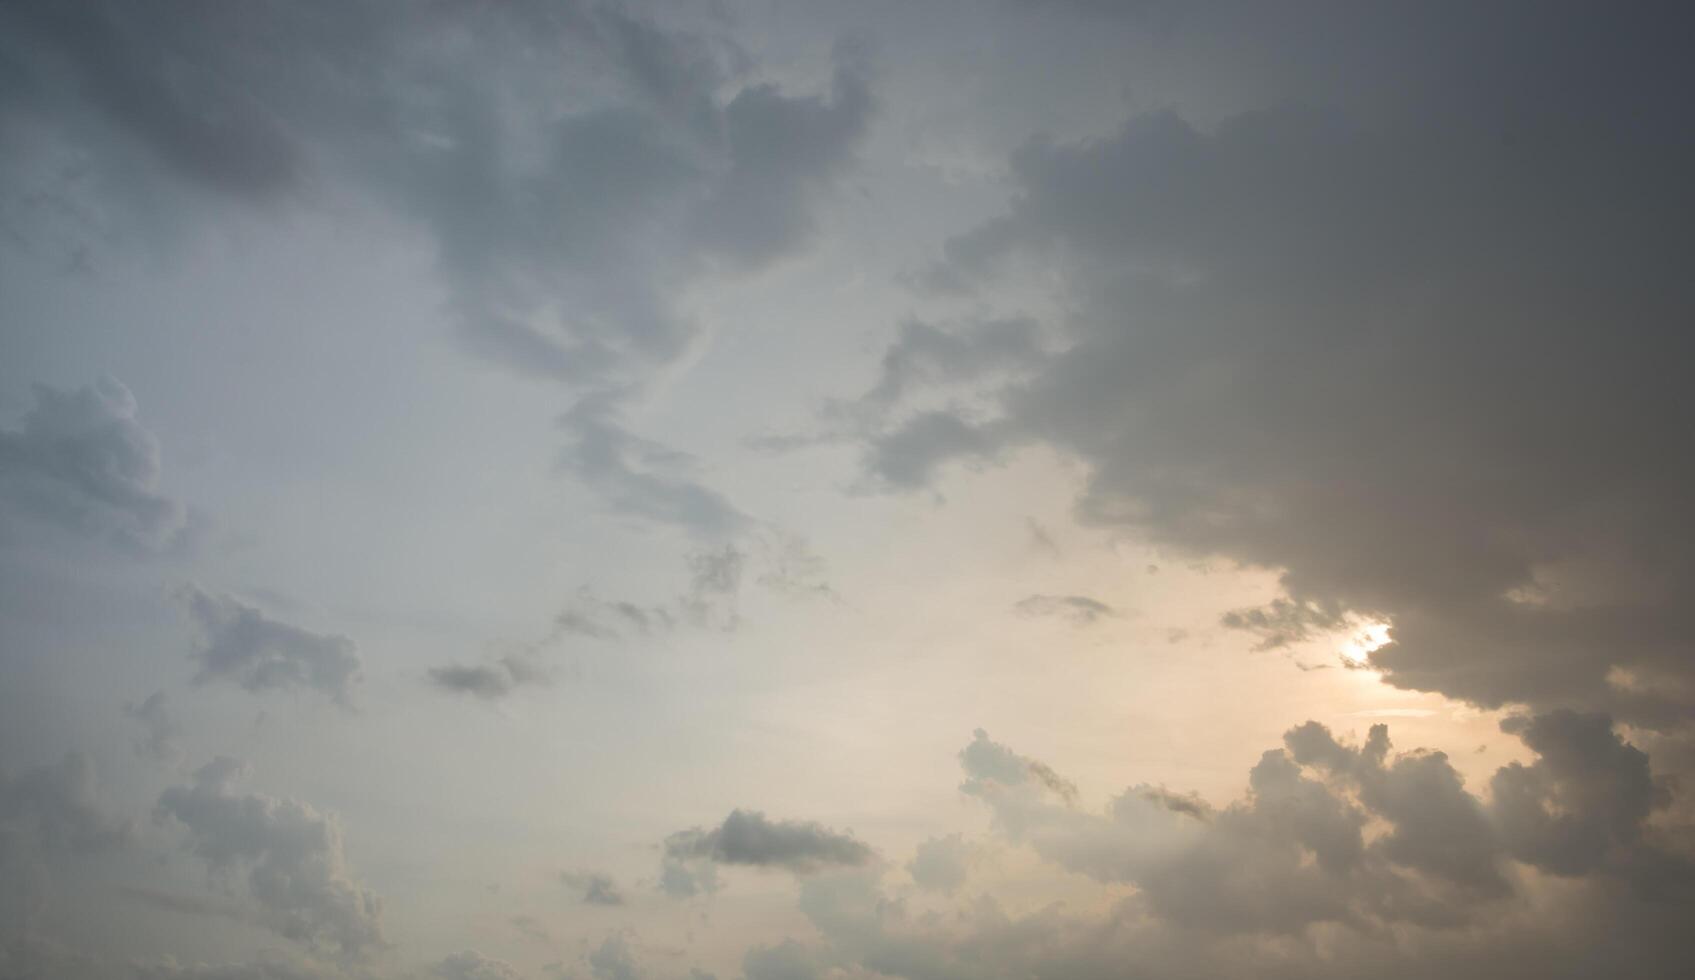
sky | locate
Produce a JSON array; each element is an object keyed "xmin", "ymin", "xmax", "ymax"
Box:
[{"xmin": 2, "ymin": 1, "xmax": 1693, "ymax": 978}]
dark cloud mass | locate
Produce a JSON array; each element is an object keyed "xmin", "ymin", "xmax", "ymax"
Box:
[{"xmin": 853, "ymin": 2, "xmax": 1695, "ymax": 728}]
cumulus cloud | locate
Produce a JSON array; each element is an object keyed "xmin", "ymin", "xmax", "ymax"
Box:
[
  {"xmin": 1012, "ymin": 593, "xmax": 1117, "ymax": 627},
  {"xmin": 841, "ymin": 3, "xmax": 1695, "ymax": 728},
  {"xmin": 713, "ymin": 716, "xmax": 1693, "ymax": 980},
  {"xmin": 661, "ymin": 809, "xmax": 874, "ymax": 897},
  {"xmin": 958, "ymin": 716, "xmax": 1692, "ymax": 936},
  {"xmin": 154, "ymin": 758, "xmax": 384, "ymax": 958},
  {"xmin": 0, "ymin": 377, "xmax": 187, "ymax": 553},
  {"xmin": 180, "ymin": 587, "xmax": 361, "ymax": 706}
]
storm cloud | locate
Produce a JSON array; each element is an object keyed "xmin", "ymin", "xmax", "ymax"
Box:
[{"xmin": 845, "ymin": 3, "xmax": 1695, "ymax": 728}]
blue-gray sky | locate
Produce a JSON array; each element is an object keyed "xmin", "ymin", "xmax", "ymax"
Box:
[{"xmin": 3, "ymin": 2, "xmax": 1694, "ymax": 978}]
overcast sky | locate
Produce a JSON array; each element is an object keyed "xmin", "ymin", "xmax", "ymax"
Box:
[{"xmin": 3, "ymin": 2, "xmax": 1694, "ymax": 978}]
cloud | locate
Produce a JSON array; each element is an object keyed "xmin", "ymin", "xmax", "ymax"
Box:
[
  {"xmin": 0, "ymin": 377, "xmax": 187, "ymax": 553},
  {"xmin": 180, "ymin": 587, "xmax": 362, "ymax": 706},
  {"xmin": 1, "ymin": 748, "xmax": 128, "ymax": 929},
  {"xmin": 838, "ymin": 4, "xmax": 1695, "ymax": 727},
  {"xmin": 1490, "ymin": 710, "xmax": 1691, "ymax": 896},
  {"xmin": 509, "ymin": 915, "xmax": 553, "ymax": 944},
  {"xmin": 906, "ymin": 834, "xmax": 973, "ymax": 894},
  {"xmin": 1, "ymin": 2, "xmax": 872, "ymax": 533},
  {"xmin": 557, "ymin": 396, "xmax": 748, "ymax": 537},
  {"xmin": 1012, "ymin": 594, "xmax": 1117, "ymax": 627},
  {"xmin": 124, "ymin": 690, "xmax": 185, "ymax": 765},
  {"xmin": 720, "ymin": 715, "xmax": 1693, "ymax": 980},
  {"xmin": 561, "ymin": 870, "xmax": 625, "ymax": 907},
  {"xmin": 428, "ymin": 656, "xmax": 549, "ymax": 701},
  {"xmin": 0, "ymin": 751, "xmax": 130, "ymax": 854},
  {"xmin": 960, "ymin": 729, "xmax": 1079, "ymax": 806},
  {"xmin": 587, "ymin": 933, "xmax": 642, "ymax": 980},
  {"xmin": 433, "ymin": 950, "xmax": 524, "ymax": 980},
  {"xmin": 132, "ymin": 954, "xmax": 342, "ymax": 980},
  {"xmin": 1219, "ymin": 598, "xmax": 1345, "ymax": 651},
  {"xmin": 661, "ymin": 809, "xmax": 874, "ymax": 896},
  {"xmin": 957, "ymin": 715, "xmax": 1692, "ymax": 935},
  {"xmin": 548, "ymin": 540, "xmax": 800, "ymax": 644},
  {"xmin": 154, "ymin": 758, "xmax": 385, "ymax": 958}
]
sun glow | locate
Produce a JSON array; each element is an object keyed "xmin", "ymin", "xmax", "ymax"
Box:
[{"xmin": 1339, "ymin": 620, "xmax": 1393, "ymax": 666}]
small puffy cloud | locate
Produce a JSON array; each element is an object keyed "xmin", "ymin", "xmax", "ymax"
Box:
[
  {"xmin": 0, "ymin": 377, "xmax": 187, "ymax": 553},
  {"xmin": 180, "ymin": 587, "xmax": 361, "ymax": 706},
  {"xmin": 661, "ymin": 809, "xmax": 874, "ymax": 896},
  {"xmin": 561, "ymin": 870, "xmax": 625, "ymax": 906},
  {"xmin": 154, "ymin": 758, "xmax": 384, "ymax": 958},
  {"xmin": 428, "ymin": 656, "xmax": 549, "ymax": 701},
  {"xmin": 1013, "ymin": 594, "xmax": 1118, "ymax": 627}
]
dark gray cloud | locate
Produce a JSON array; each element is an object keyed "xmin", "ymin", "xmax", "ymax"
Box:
[
  {"xmin": 844, "ymin": 3, "xmax": 1695, "ymax": 728},
  {"xmin": 561, "ymin": 871, "xmax": 625, "ymax": 907},
  {"xmin": 428, "ymin": 656, "xmax": 549, "ymax": 701},
  {"xmin": 1013, "ymin": 593, "xmax": 1117, "ymax": 627},
  {"xmin": 154, "ymin": 758, "xmax": 384, "ymax": 958},
  {"xmin": 661, "ymin": 809, "xmax": 874, "ymax": 897},
  {"xmin": 1219, "ymin": 598, "xmax": 1345, "ymax": 652},
  {"xmin": 0, "ymin": 377, "xmax": 187, "ymax": 553},
  {"xmin": 180, "ymin": 587, "xmax": 362, "ymax": 706}
]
